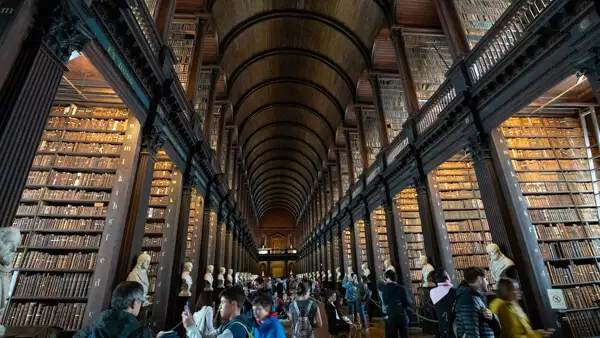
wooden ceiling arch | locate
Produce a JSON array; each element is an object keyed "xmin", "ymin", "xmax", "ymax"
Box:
[{"xmin": 210, "ymin": 0, "xmax": 385, "ymax": 223}]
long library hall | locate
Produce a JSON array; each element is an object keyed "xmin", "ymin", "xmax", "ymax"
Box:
[{"xmin": 2, "ymin": 0, "xmax": 600, "ymax": 337}]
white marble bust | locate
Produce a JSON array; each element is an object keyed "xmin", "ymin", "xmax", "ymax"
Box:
[
  {"xmin": 420, "ymin": 256, "xmax": 435, "ymax": 287},
  {"xmin": 384, "ymin": 259, "xmax": 396, "ymax": 273},
  {"xmin": 327, "ymin": 269, "xmax": 332, "ymax": 281},
  {"xmin": 204, "ymin": 264, "xmax": 214, "ymax": 291},
  {"xmin": 321, "ymin": 270, "xmax": 326, "ymax": 281},
  {"xmin": 486, "ymin": 243, "xmax": 515, "ymax": 283},
  {"xmin": 226, "ymin": 269, "xmax": 233, "ymax": 287},
  {"xmin": 178, "ymin": 262, "xmax": 193, "ymax": 297},
  {"xmin": 0, "ymin": 228, "xmax": 20, "ymax": 311},
  {"xmin": 336, "ymin": 267, "xmax": 342, "ymax": 282},
  {"xmin": 216, "ymin": 267, "xmax": 226, "ymax": 288},
  {"xmin": 346, "ymin": 266, "xmax": 353, "ymax": 278},
  {"xmin": 127, "ymin": 252, "xmax": 152, "ymax": 305},
  {"xmin": 361, "ymin": 263, "xmax": 371, "ymax": 279}
]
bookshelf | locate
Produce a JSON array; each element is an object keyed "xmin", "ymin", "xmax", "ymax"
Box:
[
  {"xmin": 370, "ymin": 207, "xmax": 389, "ymax": 277},
  {"xmin": 339, "ymin": 150, "xmax": 350, "ymax": 193},
  {"xmin": 143, "ymin": 153, "xmax": 176, "ymax": 302},
  {"xmin": 185, "ymin": 189, "xmax": 199, "ymax": 262},
  {"xmin": 333, "ymin": 232, "xmax": 341, "ymax": 273},
  {"xmin": 500, "ymin": 115, "xmax": 600, "ymax": 336},
  {"xmin": 342, "ymin": 229, "xmax": 352, "ymax": 272},
  {"xmin": 452, "ymin": 0, "xmax": 512, "ymax": 49},
  {"xmin": 6, "ymin": 105, "xmax": 132, "ymax": 331},
  {"xmin": 206, "ymin": 211, "xmax": 218, "ymax": 267},
  {"xmin": 379, "ymin": 77, "xmax": 409, "ymax": 143},
  {"xmin": 354, "ymin": 220, "xmax": 368, "ymax": 269},
  {"xmin": 169, "ymin": 19, "xmax": 197, "ymax": 89},
  {"xmin": 349, "ymin": 132, "xmax": 363, "ymax": 184},
  {"xmin": 434, "ymin": 154, "xmax": 494, "ymax": 283},
  {"xmin": 394, "ymin": 187, "xmax": 425, "ymax": 315}
]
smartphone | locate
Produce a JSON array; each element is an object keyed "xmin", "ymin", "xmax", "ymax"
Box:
[{"xmin": 185, "ymin": 300, "xmax": 190, "ymax": 310}]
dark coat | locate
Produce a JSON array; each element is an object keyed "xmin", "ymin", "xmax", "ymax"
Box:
[
  {"xmin": 73, "ymin": 309, "xmax": 152, "ymax": 338},
  {"xmin": 455, "ymin": 284, "xmax": 500, "ymax": 338},
  {"xmin": 377, "ymin": 281, "xmax": 411, "ymax": 318}
]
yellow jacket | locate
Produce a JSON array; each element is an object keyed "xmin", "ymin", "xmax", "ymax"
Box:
[{"xmin": 489, "ymin": 298, "xmax": 542, "ymax": 338}]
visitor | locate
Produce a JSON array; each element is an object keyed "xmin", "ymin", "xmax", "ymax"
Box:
[
  {"xmin": 251, "ymin": 293, "xmax": 286, "ymax": 338},
  {"xmin": 183, "ymin": 286, "xmax": 255, "ymax": 338},
  {"xmin": 377, "ymin": 269, "xmax": 411, "ymax": 338},
  {"xmin": 289, "ymin": 282, "xmax": 322, "ymax": 338},
  {"xmin": 490, "ymin": 278, "xmax": 555, "ymax": 338},
  {"xmin": 455, "ymin": 267, "xmax": 500, "ymax": 338},
  {"xmin": 74, "ymin": 281, "xmax": 152, "ymax": 338},
  {"xmin": 191, "ymin": 291, "xmax": 215, "ymax": 334},
  {"xmin": 325, "ymin": 289, "xmax": 357, "ymax": 337},
  {"xmin": 355, "ymin": 275, "xmax": 370, "ymax": 329},
  {"xmin": 430, "ymin": 269, "xmax": 457, "ymax": 338},
  {"xmin": 342, "ymin": 273, "xmax": 359, "ymax": 324}
]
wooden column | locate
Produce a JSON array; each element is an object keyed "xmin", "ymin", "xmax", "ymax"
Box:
[
  {"xmin": 188, "ymin": 185, "xmax": 205, "ymax": 302},
  {"xmin": 355, "ymin": 106, "xmax": 371, "ymax": 169},
  {"xmin": 115, "ymin": 126, "xmax": 163, "ymax": 285},
  {"xmin": 329, "ymin": 165, "xmax": 335, "ymax": 206},
  {"xmin": 154, "ymin": 0, "xmax": 177, "ymax": 44},
  {"xmin": 216, "ymin": 104, "xmax": 228, "ymax": 167},
  {"xmin": 214, "ymin": 209, "xmax": 226, "ymax": 275},
  {"xmin": 185, "ymin": 17, "xmax": 208, "ymax": 101},
  {"xmin": 224, "ymin": 129, "xmax": 233, "ymax": 187},
  {"xmin": 225, "ymin": 224, "xmax": 233, "ymax": 273},
  {"xmin": 232, "ymin": 228, "xmax": 239, "ymax": 278},
  {"xmin": 390, "ymin": 29, "xmax": 420, "ymax": 113},
  {"xmin": 433, "ymin": 0, "xmax": 470, "ymax": 59},
  {"xmin": 329, "ymin": 228, "xmax": 336, "ymax": 288},
  {"xmin": 336, "ymin": 222, "xmax": 346, "ymax": 274},
  {"xmin": 196, "ymin": 184, "xmax": 217, "ymax": 296},
  {"xmin": 335, "ymin": 151, "xmax": 344, "ymax": 200},
  {"xmin": 415, "ymin": 174, "xmax": 454, "ymax": 278},
  {"xmin": 470, "ymin": 132, "xmax": 554, "ymax": 328},
  {"xmin": 152, "ymin": 167, "xmax": 184, "ymax": 330},
  {"xmin": 0, "ymin": 0, "xmax": 88, "ymax": 228},
  {"xmin": 232, "ymin": 156, "xmax": 239, "ymax": 195},
  {"xmin": 367, "ymin": 76, "xmax": 390, "ymax": 147},
  {"xmin": 203, "ymin": 69, "xmax": 220, "ymax": 137},
  {"xmin": 344, "ymin": 129, "xmax": 355, "ymax": 185},
  {"xmin": 382, "ymin": 184, "xmax": 412, "ymax": 290},
  {"xmin": 348, "ymin": 217, "xmax": 360, "ymax": 276}
]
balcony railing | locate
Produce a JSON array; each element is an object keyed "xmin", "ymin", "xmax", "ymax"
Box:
[
  {"xmin": 415, "ymin": 80, "xmax": 457, "ymax": 136},
  {"xmin": 258, "ymin": 249, "xmax": 298, "ymax": 255},
  {"xmin": 127, "ymin": 0, "xmax": 161, "ymax": 56},
  {"xmin": 466, "ymin": 0, "xmax": 556, "ymax": 85}
]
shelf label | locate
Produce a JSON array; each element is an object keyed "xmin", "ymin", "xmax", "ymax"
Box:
[{"xmin": 547, "ymin": 289, "xmax": 567, "ymax": 310}]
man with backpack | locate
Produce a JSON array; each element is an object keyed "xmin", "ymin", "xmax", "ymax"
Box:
[
  {"xmin": 377, "ymin": 270, "xmax": 411, "ymax": 338},
  {"xmin": 74, "ymin": 281, "xmax": 152, "ymax": 338},
  {"xmin": 183, "ymin": 286, "xmax": 255, "ymax": 338}
]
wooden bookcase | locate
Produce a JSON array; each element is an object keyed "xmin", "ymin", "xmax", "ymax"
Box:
[
  {"xmin": 370, "ymin": 207, "xmax": 389, "ymax": 277},
  {"xmin": 342, "ymin": 228, "xmax": 352, "ymax": 272},
  {"xmin": 434, "ymin": 154, "xmax": 494, "ymax": 283},
  {"xmin": 169, "ymin": 19, "xmax": 197, "ymax": 89},
  {"xmin": 6, "ymin": 105, "xmax": 136, "ymax": 331},
  {"xmin": 354, "ymin": 220, "xmax": 368, "ymax": 269},
  {"xmin": 452, "ymin": 0, "xmax": 512, "ymax": 49},
  {"xmin": 500, "ymin": 115, "xmax": 600, "ymax": 337}
]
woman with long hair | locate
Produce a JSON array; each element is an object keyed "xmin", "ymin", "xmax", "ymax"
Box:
[
  {"xmin": 190, "ymin": 291, "xmax": 214, "ymax": 334},
  {"xmin": 289, "ymin": 282, "xmax": 323, "ymax": 338}
]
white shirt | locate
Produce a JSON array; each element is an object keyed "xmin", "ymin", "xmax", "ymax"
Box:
[
  {"xmin": 186, "ymin": 306, "xmax": 216, "ymax": 338},
  {"xmin": 430, "ymin": 283, "xmax": 453, "ymax": 305}
]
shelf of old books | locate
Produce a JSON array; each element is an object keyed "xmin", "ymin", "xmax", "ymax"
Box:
[
  {"xmin": 394, "ymin": 187, "xmax": 425, "ymax": 308},
  {"xmin": 6, "ymin": 105, "xmax": 132, "ymax": 330},
  {"xmin": 434, "ymin": 154, "xmax": 494, "ymax": 283},
  {"xmin": 452, "ymin": 0, "xmax": 512, "ymax": 49},
  {"xmin": 143, "ymin": 152, "xmax": 176, "ymax": 302},
  {"xmin": 500, "ymin": 115, "xmax": 600, "ymax": 335},
  {"xmin": 354, "ymin": 220, "xmax": 368, "ymax": 269},
  {"xmin": 343, "ymin": 229, "xmax": 352, "ymax": 272},
  {"xmin": 185, "ymin": 189, "xmax": 198, "ymax": 261},
  {"xmin": 206, "ymin": 211, "xmax": 218, "ymax": 266},
  {"xmin": 333, "ymin": 232, "xmax": 341, "ymax": 272},
  {"xmin": 169, "ymin": 18, "xmax": 197, "ymax": 89},
  {"xmin": 370, "ymin": 207, "xmax": 389, "ymax": 275}
]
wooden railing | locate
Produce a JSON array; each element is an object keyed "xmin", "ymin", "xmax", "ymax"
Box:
[
  {"xmin": 415, "ymin": 79, "xmax": 457, "ymax": 136},
  {"xmin": 127, "ymin": 0, "xmax": 161, "ymax": 56},
  {"xmin": 466, "ymin": 0, "xmax": 556, "ymax": 85}
]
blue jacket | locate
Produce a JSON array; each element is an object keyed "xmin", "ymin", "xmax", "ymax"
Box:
[
  {"xmin": 254, "ymin": 316, "xmax": 286, "ymax": 338},
  {"xmin": 220, "ymin": 315, "xmax": 256, "ymax": 338},
  {"xmin": 454, "ymin": 284, "xmax": 500, "ymax": 338},
  {"xmin": 342, "ymin": 279, "xmax": 357, "ymax": 301}
]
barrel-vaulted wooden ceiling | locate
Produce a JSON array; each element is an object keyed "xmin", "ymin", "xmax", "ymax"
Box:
[{"xmin": 177, "ymin": 0, "xmax": 445, "ymax": 223}]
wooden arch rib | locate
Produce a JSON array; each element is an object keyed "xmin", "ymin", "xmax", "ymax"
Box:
[
  {"xmin": 251, "ymin": 167, "xmax": 311, "ymax": 197},
  {"xmin": 255, "ymin": 188, "xmax": 303, "ymax": 208},
  {"xmin": 248, "ymin": 149, "xmax": 319, "ymax": 181},
  {"xmin": 242, "ymin": 123, "xmax": 328, "ymax": 160},
  {"xmin": 256, "ymin": 195, "xmax": 301, "ymax": 215},
  {"xmin": 258, "ymin": 203, "xmax": 299, "ymax": 220},
  {"xmin": 244, "ymin": 137, "xmax": 324, "ymax": 171},
  {"xmin": 248, "ymin": 159, "xmax": 314, "ymax": 189},
  {"xmin": 254, "ymin": 180, "xmax": 306, "ymax": 204}
]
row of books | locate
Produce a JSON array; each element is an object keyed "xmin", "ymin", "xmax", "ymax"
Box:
[
  {"xmin": 23, "ymin": 234, "xmax": 101, "ymax": 248},
  {"xmin": 28, "ymin": 172, "xmax": 115, "ymax": 188},
  {"xmin": 537, "ymin": 223, "xmax": 600, "ymax": 240},
  {"xmin": 516, "ymin": 171, "xmax": 591, "ymax": 182},
  {"xmin": 524, "ymin": 194, "xmax": 595, "ymax": 207},
  {"xmin": 408, "ymin": 258, "xmax": 423, "ymax": 269},
  {"xmin": 144, "ymin": 223, "xmax": 163, "ymax": 233},
  {"xmin": 440, "ymin": 190, "xmax": 481, "ymax": 199},
  {"xmin": 449, "ymin": 232, "xmax": 492, "ymax": 242},
  {"xmin": 33, "ymin": 155, "xmax": 120, "ymax": 169},
  {"xmin": 539, "ymin": 240, "xmax": 600, "ymax": 260},
  {"xmin": 447, "ymin": 219, "xmax": 490, "ymax": 232},
  {"xmin": 502, "ymin": 117, "xmax": 581, "ymax": 128},
  {"xmin": 453, "ymin": 254, "xmax": 488, "ymax": 268},
  {"xmin": 437, "ymin": 175, "xmax": 478, "ymax": 182},
  {"xmin": 546, "ymin": 263, "xmax": 600, "ymax": 284},
  {"xmin": 563, "ymin": 285, "xmax": 600, "ymax": 309},
  {"xmin": 506, "ymin": 137, "xmax": 585, "ymax": 148},
  {"xmin": 46, "ymin": 117, "xmax": 127, "ymax": 131},
  {"xmin": 509, "ymin": 148, "xmax": 589, "ymax": 159},
  {"xmin": 42, "ymin": 130, "xmax": 124, "ymax": 144},
  {"xmin": 410, "ymin": 270, "xmax": 423, "ymax": 281},
  {"xmin": 14, "ymin": 251, "xmax": 97, "ymax": 270},
  {"xmin": 39, "ymin": 189, "xmax": 111, "ymax": 202},
  {"xmin": 444, "ymin": 209, "xmax": 486, "ymax": 220},
  {"xmin": 451, "ymin": 242, "xmax": 488, "ymax": 255},
  {"xmin": 501, "ymin": 127, "xmax": 584, "ymax": 138},
  {"xmin": 38, "ymin": 206, "xmax": 106, "ymax": 217},
  {"xmin": 528, "ymin": 208, "xmax": 598, "ymax": 222},
  {"xmin": 13, "ymin": 219, "xmax": 104, "ymax": 231},
  {"xmin": 520, "ymin": 182, "xmax": 593, "ymax": 194},
  {"xmin": 14, "ymin": 273, "xmax": 91, "ymax": 298},
  {"xmin": 149, "ymin": 196, "xmax": 169, "ymax": 205},
  {"xmin": 147, "ymin": 208, "xmax": 166, "ymax": 218},
  {"xmin": 151, "ymin": 187, "xmax": 170, "ymax": 196},
  {"xmin": 566, "ymin": 310, "xmax": 600, "ymax": 338},
  {"xmin": 39, "ymin": 142, "xmax": 122, "ymax": 155},
  {"xmin": 142, "ymin": 237, "xmax": 162, "ymax": 247},
  {"xmin": 407, "ymin": 242, "xmax": 424, "ymax": 250},
  {"xmin": 442, "ymin": 199, "xmax": 484, "ymax": 209},
  {"xmin": 2, "ymin": 302, "xmax": 86, "ymax": 330},
  {"xmin": 50, "ymin": 106, "xmax": 129, "ymax": 118},
  {"xmin": 438, "ymin": 182, "xmax": 479, "ymax": 190},
  {"xmin": 512, "ymin": 159, "xmax": 590, "ymax": 171}
]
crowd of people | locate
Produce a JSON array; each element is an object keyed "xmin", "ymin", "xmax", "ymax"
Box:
[{"xmin": 75, "ymin": 266, "xmax": 558, "ymax": 338}]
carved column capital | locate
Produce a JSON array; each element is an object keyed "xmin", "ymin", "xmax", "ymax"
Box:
[
  {"xmin": 142, "ymin": 125, "xmax": 165, "ymax": 158},
  {"xmin": 35, "ymin": 0, "xmax": 90, "ymax": 64},
  {"xmin": 469, "ymin": 135, "xmax": 491, "ymax": 163}
]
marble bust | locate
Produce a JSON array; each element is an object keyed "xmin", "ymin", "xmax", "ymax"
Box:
[
  {"xmin": 384, "ymin": 259, "xmax": 396, "ymax": 273},
  {"xmin": 216, "ymin": 267, "xmax": 226, "ymax": 288},
  {"xmin": 178, "ymin": 262, "xmax": 193, "ymax": 297},
  {"xmin": 226, "ymin": 269, "xmax": 234, "ymax": 287},
  {"xmin": 486, "ymin": 243, "xmax": 515, "ymax": 283},
  {"xmin": 346, "ymin": 266, "xmax": 353, "ymax": 278},
  {"xmin": 204, "ymin": 264, "xmax": 214, "ymax": 291},
  {"xmin": 420, "ymin": 256, "xmax": 435, "ymax": 287},
  {"xmin": 361, "ymin": 263, "xmax": 371, "ymax": 280},
  {"xmin": 127, "ymin": 252, "xmax": 151, "ymax": 305},
  {"xmin": 327, "ymin": 269, "xmax": 332, "ymax": 282},
  {"xmin": 336, "ymin": 267, "xmax": 342, "ymax": 282},
  {"xmin": 0, "ymin": 228, "xmax": 21, "ymax": 311},
  {"xmin": 321, "ymin": 270, "xmax": 326, "ymax": 281}
]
